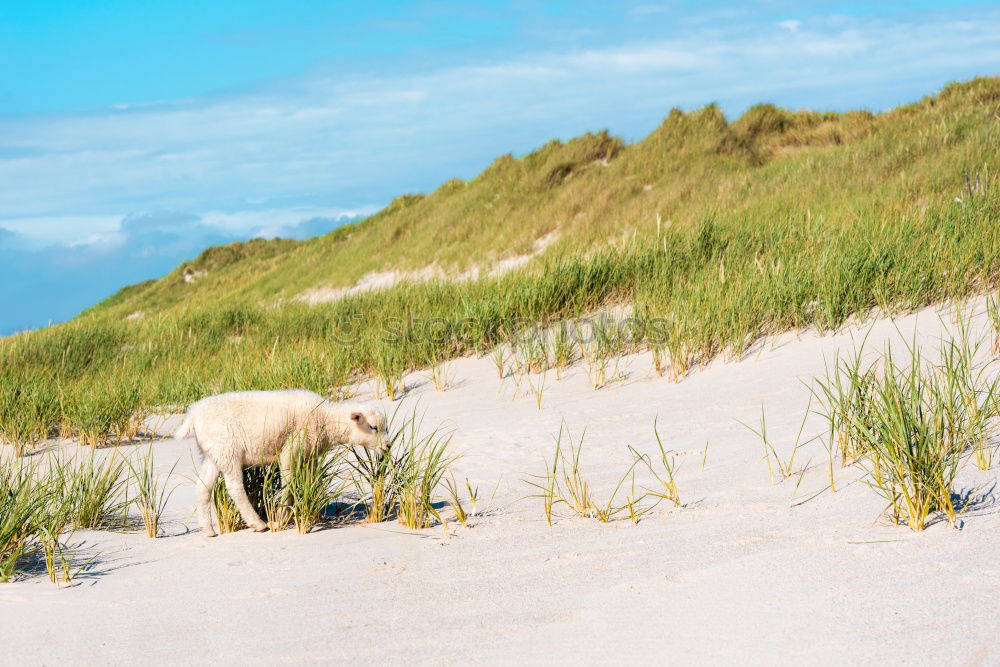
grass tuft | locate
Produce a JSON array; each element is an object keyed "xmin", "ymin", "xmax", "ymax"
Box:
[
  {"xmin": 53, "ymin": 451, "xmax": 130, "ymax": 530},
  {"xmin": 126, "ymin": 445, "xmax": 178, "ymax": 538},
  {"xmin": 987, "ymin": 293, "xmax": 1000, "ymax": 359},
  {"xmin": 527, "ymin": 420, "xmax": 681, "ymax": 524},
  {"xmin": 348, "ymin": 406, "xmax": 456, "ymax": 530},
  {"xmin": 814, "ymin": 322, "xmax": 1000, "ymax": 530}
]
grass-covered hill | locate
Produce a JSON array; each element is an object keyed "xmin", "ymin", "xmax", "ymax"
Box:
[{"xmin": 1, "ymin": 78, "xmax": 998, "ymax": 451}]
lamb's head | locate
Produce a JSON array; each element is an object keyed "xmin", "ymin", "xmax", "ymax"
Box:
[{"xmin": 345, "ymin": 406, "xmax": 388, "ymax": 451}]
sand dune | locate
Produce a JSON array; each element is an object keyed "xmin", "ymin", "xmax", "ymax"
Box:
[{"xmin": 3, "ymin": 298, "xmax": 999, "ymax": 665}]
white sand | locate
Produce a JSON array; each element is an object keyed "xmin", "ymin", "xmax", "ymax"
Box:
[
  {"xmin": 295, "ymin": 232, "xmax": 559, "ymax": 304},
  {"xmin": 3, "ymin": 299, "xmax": 999, "ymax": 665}
]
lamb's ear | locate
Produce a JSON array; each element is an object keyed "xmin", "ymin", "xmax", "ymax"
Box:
[{"xmin": 350, "ymin": 412, "xmax": 364, "ymax": 425}]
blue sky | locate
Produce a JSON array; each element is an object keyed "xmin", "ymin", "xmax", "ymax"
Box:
[{"xmin": 0, "ymin": 1, "xmax": 997, "ymax": 333}]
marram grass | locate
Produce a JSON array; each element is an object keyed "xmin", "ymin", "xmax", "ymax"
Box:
[
  {"xmin": 0, "ymin": 79, "xmax": 998, "ymax": 452},
  {"xmin": 3, "ymin": 194, "xmax": 997, "ymax": 451},
  {"xmin": 0, "ymin": 455, "xmax": 99, "ymax": 584},
  {"xmin": 526, "ymin": 420, "xmax": 683, "ymax": 524},
  {"xmin": 813, "ymin": 320, "xmax": 1000, "ymax": 530},
  {"xmin": 348, "ymin": 407, "xmax": 455, "ymax": 530}
]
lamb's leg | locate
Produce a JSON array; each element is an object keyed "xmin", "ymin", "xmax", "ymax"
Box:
[
  {"xmin": 279, "ymin": 448, "xmax": 293, "ymax": 499},
  {"xmin": 223, "ymin": 467, "xmax": 268, "ymax": 532},
  {"xmin": 196, "ymin": 457, "xmax": 220, "ymax": 537},
  {"xmin": 277, "ymin": 447, "xmax": 297, "ymax": 523}
]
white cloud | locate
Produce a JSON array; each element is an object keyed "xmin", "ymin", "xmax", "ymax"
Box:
[
  {"xmin": 630, "ymin": 4, "xmax": 670, "ymax": 17},
  {"xmin": 0, "ymin": 207, "xmax": 376, "ymax": 246},
  {"xmin": 565, "ymin": 45, "xmax": 710, "ymax": 72},
  {"xmin": 198, "ymin": 206, "xmax": 378, "ymax": 234},
  {"xmin": 779, "ymin": 19, "xmax": 801, "ymax": 33},
  {"xmin": 0, "ymin": 214, "xmax": 124, "ymax": 245},
  {"xmin": 65, "ymin": 231, "xmax": 126, "ymax": 248}
]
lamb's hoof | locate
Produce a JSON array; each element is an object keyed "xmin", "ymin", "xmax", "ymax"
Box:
[
  {"xmin": 250, "ymin": 522, "xmax": 268, "ymax": 533},
  {"xmin": 203, "ymin": 529, "xmax": 218, "ymax": 538}
]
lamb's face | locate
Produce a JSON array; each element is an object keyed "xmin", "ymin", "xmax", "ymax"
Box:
[{"xmin": 348, "ymin": 408, "xmax": 389, "ymax": 451}]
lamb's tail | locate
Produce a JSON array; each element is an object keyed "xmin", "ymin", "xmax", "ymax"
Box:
[{"xmin": 173, "ymin": 412, "xmax": 195, "ymax": 440}]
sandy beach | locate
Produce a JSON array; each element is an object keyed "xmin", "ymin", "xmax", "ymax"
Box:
[{"xmin": 3, "ymin": 299, "xmax": 999, "ymax": 665}]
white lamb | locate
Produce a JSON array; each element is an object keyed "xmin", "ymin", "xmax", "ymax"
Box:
[{"xmin": 173, "ymin": 390, "xmax": 388, "ymax": 536}]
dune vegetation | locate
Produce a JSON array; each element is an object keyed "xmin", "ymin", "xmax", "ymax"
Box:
[
  {"xmin": 0, "ymin": 77, "xmax": 998, "ymax": 452},
  {"xmin": 812, "ymin": 312, "xmax": 1000, "ymax": 530},
  {"xmin": 0, "ymin": 403, "xmax": 465, "ymax": 582}
]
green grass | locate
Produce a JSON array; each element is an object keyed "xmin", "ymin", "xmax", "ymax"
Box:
[
  {"xmin": 987, "ymin": 293, "xmax": 1000, "ymax": 358},
  {"xmin": 632, "ymin": 418, "xmax": 683, "ymax": 507},
  {"xmin": 348, "ymin": 407, "xmax": 456, "ymax": 529},
  {"xmin": 211, "ymin": 465, "xmax": 296, "ymax": 534},
  {"xmin": 125, "ymin": 445, "xmax": 178, "ymax": 538},
  {"xmin": 0, "ymin": 455, "xmax": 99, "ymax": 584},
  {"xmin": 285, "ymin": 447, "xmax": 347, "ymax": 534},
  {"xmin": 348, "ymin": 445, "xmax": 398, "ymax": 524},
  {"xmin": 813, "ymin": 320, "xmax": 1000, "ymax": 530},
  {"xmin": 0, "ymin": 78, "xmax": 998, "ymax": 451},
  {"xmin": 211, "ymin": 474, "xmax": 245, "ymax": 535},
  {"xmin": 52, "ymin": 451, "xmax": 130, "ymax": 530},
  {"xmin": 526, "ymin": 420, "xmax": 681, "ymax": 524},
  {"xmin": 738, "ymin": 401, "xmax": 813, "ymax": 485},
  {"xmin": 442, "ymin": 474, "xmax": 470, "ymax": 528},
  {"xmin": 210, "ymin": 448, "xmax": 352, "ymax": 535},
  {"xmin": 0, "ymin": 458, "xmax": 43, "ymax": 581}
]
